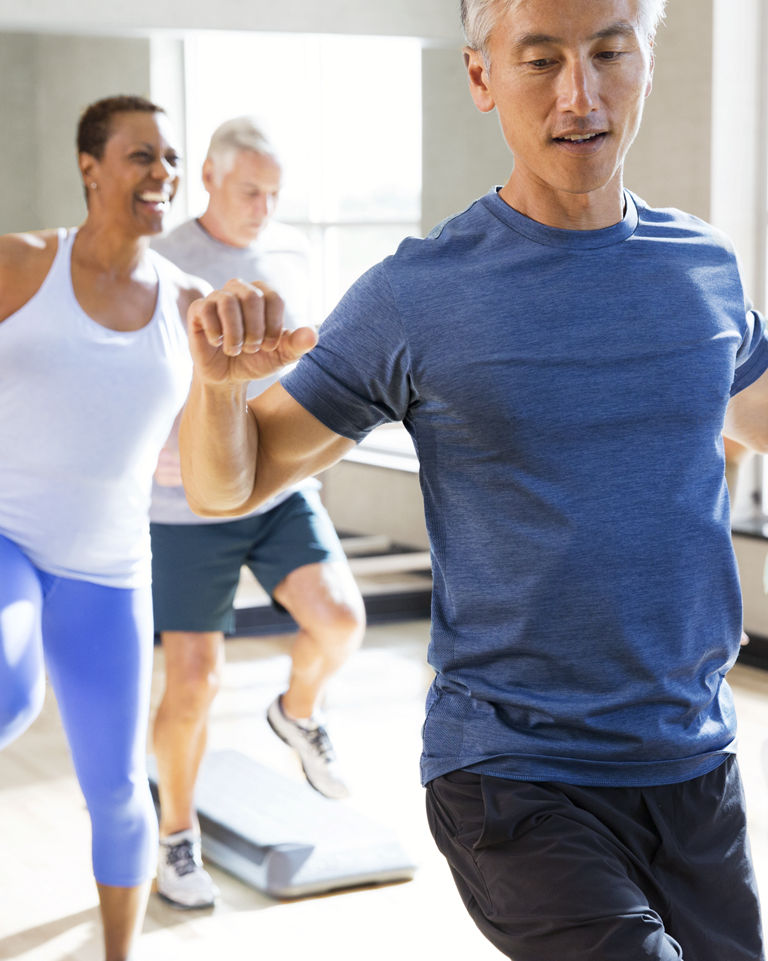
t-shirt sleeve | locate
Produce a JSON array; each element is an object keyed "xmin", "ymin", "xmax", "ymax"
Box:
[
  {"xmin": 731, "ymin": 304, "xmax": 768, "ymax": 396},
  {"xmin": 281, "ymin": 261, "xmax": 414, "ymax": 442}
]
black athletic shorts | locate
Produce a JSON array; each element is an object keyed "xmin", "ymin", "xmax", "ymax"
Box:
[{"xmin": 426, "ymin": 756, "xmax": 764, "ymax": 960}]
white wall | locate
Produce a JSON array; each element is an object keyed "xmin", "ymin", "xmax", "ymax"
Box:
[
  {"xmin": 1, "ymin": 35, "xmax": 39, "ymax": 232},
  {"xmin": 0, "ymin": 0, "xmax": 462, "ymax": 42},
  {"xmin": 0, "ymin": 33, "xmax": 152, "ymax": 232},
  {"xmin": 711, "ymin": 0, "xmax": 766, "ymax": 309},
  {"xmin": 0, "ymin": 0, "xmax": 760, "ymax": 249},
  {"xmin": 421, "ymin": 45, "xmax": 511, "ymax": 233},
  {"xmin": 624, "ymin": 0, "xmax": 714, "ymax": 220}
]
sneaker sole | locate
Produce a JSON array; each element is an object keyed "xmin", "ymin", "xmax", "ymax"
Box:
[{"xmin": 157, "ymin": 890, "xmax": 217, "ymax": 911}]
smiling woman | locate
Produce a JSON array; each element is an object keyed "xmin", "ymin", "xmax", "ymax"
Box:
[
  {"xmin": 0, "ymin": 94, "xmax": 206, "ymax": 961},
  {"xmin": 77, "ymin": 97, "xmax": 182, "ymax": 274}
]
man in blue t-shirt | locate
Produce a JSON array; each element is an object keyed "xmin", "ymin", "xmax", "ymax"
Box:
[{"xmin": 177, "ymin": 1, "xmax": 768, "ymax": 958}]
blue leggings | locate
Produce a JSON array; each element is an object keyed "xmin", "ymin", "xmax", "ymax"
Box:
[{"xmin": 0, "ymin": 534, "xmax": 157, "ymax": 886}]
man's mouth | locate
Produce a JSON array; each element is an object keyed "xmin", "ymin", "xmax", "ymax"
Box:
[{"xmin": 553, "ymin": 131, "xmax": 607, "ymax": 144}]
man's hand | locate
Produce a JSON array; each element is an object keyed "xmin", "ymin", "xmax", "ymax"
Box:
[{"xmin": 187, "ymin": 278, "xmax": 318, "ymax": 384}]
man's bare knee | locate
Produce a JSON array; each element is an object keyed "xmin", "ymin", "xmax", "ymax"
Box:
[{"xmin": 160, "ymin": 631, "xmax": 224, "ymax": 718}]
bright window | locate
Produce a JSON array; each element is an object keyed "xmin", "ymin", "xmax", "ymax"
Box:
[{"xmin": 181, "ymin": 31, "xmax": 422, "ymax": 320}]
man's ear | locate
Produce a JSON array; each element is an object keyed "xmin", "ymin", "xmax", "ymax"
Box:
[
  {"xmin": 464, "ymin": 46, "xmax": 496, "ymax": 113},
  {"xmin": 202, "ymin": 158, "xmax": 216, "ymax": 193}
]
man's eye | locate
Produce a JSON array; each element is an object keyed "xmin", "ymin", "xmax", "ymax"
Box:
[
  {"xmin": 596, "ymin": 51, "xmax": 622, "ymax": 61},
  {"xmin": 529, "ymin": 58, "xmax": 554, "ymax": 69}
]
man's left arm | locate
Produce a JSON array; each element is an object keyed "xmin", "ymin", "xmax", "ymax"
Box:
[{"xmin": 724, "ymin": 366, "xmax": 768, "ymax": 453}]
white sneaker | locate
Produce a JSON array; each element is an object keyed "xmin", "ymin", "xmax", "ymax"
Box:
[
  {"xmin": 267, "ymin": 695, "xmax": 350, "ymax": 799},
  {"xmin": 157, "ymin": 829, "xmax": 219, "ymax": 909}
]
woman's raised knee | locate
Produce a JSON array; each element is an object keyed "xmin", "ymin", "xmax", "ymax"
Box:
[{"xmin": 0, "ymin": 677, "xmax": 45, "ymax": 749}]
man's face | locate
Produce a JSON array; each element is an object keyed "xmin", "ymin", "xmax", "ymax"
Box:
[
  {"xmin": 203, "ymin": 149, "xmax": 282, "ymax": 247},
  {"xmin": 465, "ymin": 0, "xmax": 654, "ymax": 226}
]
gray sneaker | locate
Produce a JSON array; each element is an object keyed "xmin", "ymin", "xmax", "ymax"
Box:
[
  {"xmin": 157, "ymin": 829, "xmax": 219, "ymax": 909},
  {"xmin": 267, "ymin": 695, "xmax": 350, "ymax": 799}
]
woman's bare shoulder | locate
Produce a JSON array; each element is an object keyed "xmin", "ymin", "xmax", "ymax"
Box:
[
  {"xmin": 0, "ymin": 229, "xmax": 61, "ymax": 322},
  {"xmin": 0, "ymin": 228, "xmax": 60, "ymax": 262}
]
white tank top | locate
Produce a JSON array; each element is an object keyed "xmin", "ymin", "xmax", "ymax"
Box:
[{"xmin": 0, "ymin": 228, "xmax": 192, "ymax": 587}]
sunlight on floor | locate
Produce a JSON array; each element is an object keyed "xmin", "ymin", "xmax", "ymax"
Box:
[{"xmin": 2, "ymin": 621, "xmax": 768, "ymax": 961}]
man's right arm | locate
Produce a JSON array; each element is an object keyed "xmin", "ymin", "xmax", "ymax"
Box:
[{"xmin": 179, "ymin": 280, "xmax": 355, "ymax": 517}]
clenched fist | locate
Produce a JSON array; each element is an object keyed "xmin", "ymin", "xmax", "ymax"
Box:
[{"xmin": 187, "ymin": 278, "xmax": 318, "ymax": 385}]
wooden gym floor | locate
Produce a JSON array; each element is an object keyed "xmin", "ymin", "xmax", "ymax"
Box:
[{"xmin": 1, "ymin": 620, "xmax": 768, "ymax": 961}]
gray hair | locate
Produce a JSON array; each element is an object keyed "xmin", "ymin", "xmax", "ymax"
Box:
[
  {"xmin": 205, "ymin": 116, "xmax": 280, "ymax": 179},
  {"xmin": 460, "ymin": 0, "xmax": 668, "ymax": 57}
]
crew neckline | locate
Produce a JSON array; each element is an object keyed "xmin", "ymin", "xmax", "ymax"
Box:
[
  {"xmin": 481, "ymin": 187, "xmax": 639, "ymax": 249},
  {"xmin": 193, "ymin": 217, "xmax": 266, "ymax": 253}
]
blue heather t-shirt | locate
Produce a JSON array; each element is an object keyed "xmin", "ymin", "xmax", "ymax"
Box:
[{"xmin": 282, "ymin": 189, "xmax": 768, "ymax": 788}]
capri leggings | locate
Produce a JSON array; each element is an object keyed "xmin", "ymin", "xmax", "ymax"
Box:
[{"xmin": 0, "ymin": 533, "xmax": 157, "ymax": 886}]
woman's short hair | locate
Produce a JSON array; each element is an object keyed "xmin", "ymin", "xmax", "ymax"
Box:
[{"xmin": 77, "ymin": 94, "xmax": 164, "ymax": 159}]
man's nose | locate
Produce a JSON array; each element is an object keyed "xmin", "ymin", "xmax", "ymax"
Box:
[{"xmin": 557, "ymin": 59, "xmax": 599, "ymax": 116}]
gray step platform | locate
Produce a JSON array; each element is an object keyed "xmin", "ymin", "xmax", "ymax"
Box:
[{"xmin": 148, "ymin": 750, "xmax": 417, "ymax": 899}]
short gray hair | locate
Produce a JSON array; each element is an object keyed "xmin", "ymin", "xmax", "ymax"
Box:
[
  {"xmin": 205, "ymin": 116, "xmax": 280, "ymax": 178},
  {"xmin": 460, "ymin": 0, "xmax": 668, "ymax": 57}
]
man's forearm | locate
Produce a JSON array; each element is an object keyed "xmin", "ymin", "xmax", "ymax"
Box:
[{"xmin": 179, "ymin": 376, "xmax": 258, "ymax": 516}]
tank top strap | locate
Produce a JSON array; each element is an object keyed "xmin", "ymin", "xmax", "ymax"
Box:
[
  {"xmin": 148, "ymin": 245, "xmax": 186, "ymax": 329},
  {"xmin": 146, "ymin": 246, "xmax": 168, "ymax": 303},
  {"xmin": 20, "ymin": 227, "xmax": 78, "ymax": 314},
  {"xmin": 51, "ymin": 226, "xmax": 76, "ymax": 274},
  {"xmin": 147, "ymin": 245, "xmax": 190, "ymax": 348}
]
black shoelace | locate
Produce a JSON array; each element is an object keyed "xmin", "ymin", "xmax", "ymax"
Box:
[
  {"xmin": 304, "ymin": 725, "xmax": 336, "ymax": 761},
  {"xmin": 166, "ymin": 839, "xmax": 197, "ymax": 877}
]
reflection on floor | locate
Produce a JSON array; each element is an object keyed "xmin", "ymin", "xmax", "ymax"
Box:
[{"xmin": 1, "ymin": 621, "xmax": 768, "ymax": 961}]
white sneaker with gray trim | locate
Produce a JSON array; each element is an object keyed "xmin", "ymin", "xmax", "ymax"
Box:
[
  {"xmin": 157, "ymin": 829, "xmax": 219, "ymax": 909},
  {"xmin": 267, "ymin": 695, "xmax": 350, "ymax": 799}
]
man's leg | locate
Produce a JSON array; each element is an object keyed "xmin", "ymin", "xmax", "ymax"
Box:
[
  {"xmin": 646, "ymin": 756, "xmax": 764, "ymax": 961},
  {"xmin": 268, "ymin": 560, "xmax": 365, "ymax": 798},
  {"xmin": 250, "ymin": 490, "xmax": 365, "ymax": 797},
  {"xmin": 152, "ymin": 631, "xmax": 224, "ymax": 836},
  {"xmin": 274, "ymin": 560, "xmax": 365, "ymax": 719},
  {"xmin": 426, "ymin": 771, "xmax": 685, "ymax": 961},
  {"xmin": 149, "ymin": 520, "xmax": 247, "ymax": 908},
  {"xmin": 152, "ymin": 630, "xmax": 224, "ymax": 909}
]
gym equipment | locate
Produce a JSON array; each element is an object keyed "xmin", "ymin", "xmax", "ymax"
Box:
[{"xmin": 148, "ymin": 750, "xmax": 417, "ymax": 899}]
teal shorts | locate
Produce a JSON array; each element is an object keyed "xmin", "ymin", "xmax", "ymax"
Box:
[{"xmin": 150, "ymin": 490, "xmax": 346, "ymax": 634}]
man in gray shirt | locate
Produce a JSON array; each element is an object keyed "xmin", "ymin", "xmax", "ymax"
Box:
[{"xmin": 150, "ymin": 117, "xmax": 366, "ymax": 909}]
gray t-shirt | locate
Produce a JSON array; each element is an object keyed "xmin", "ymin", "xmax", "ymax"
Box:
[{"xmin": 150, "ymin": 218, "xmax": 317, "ymax": 524}]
